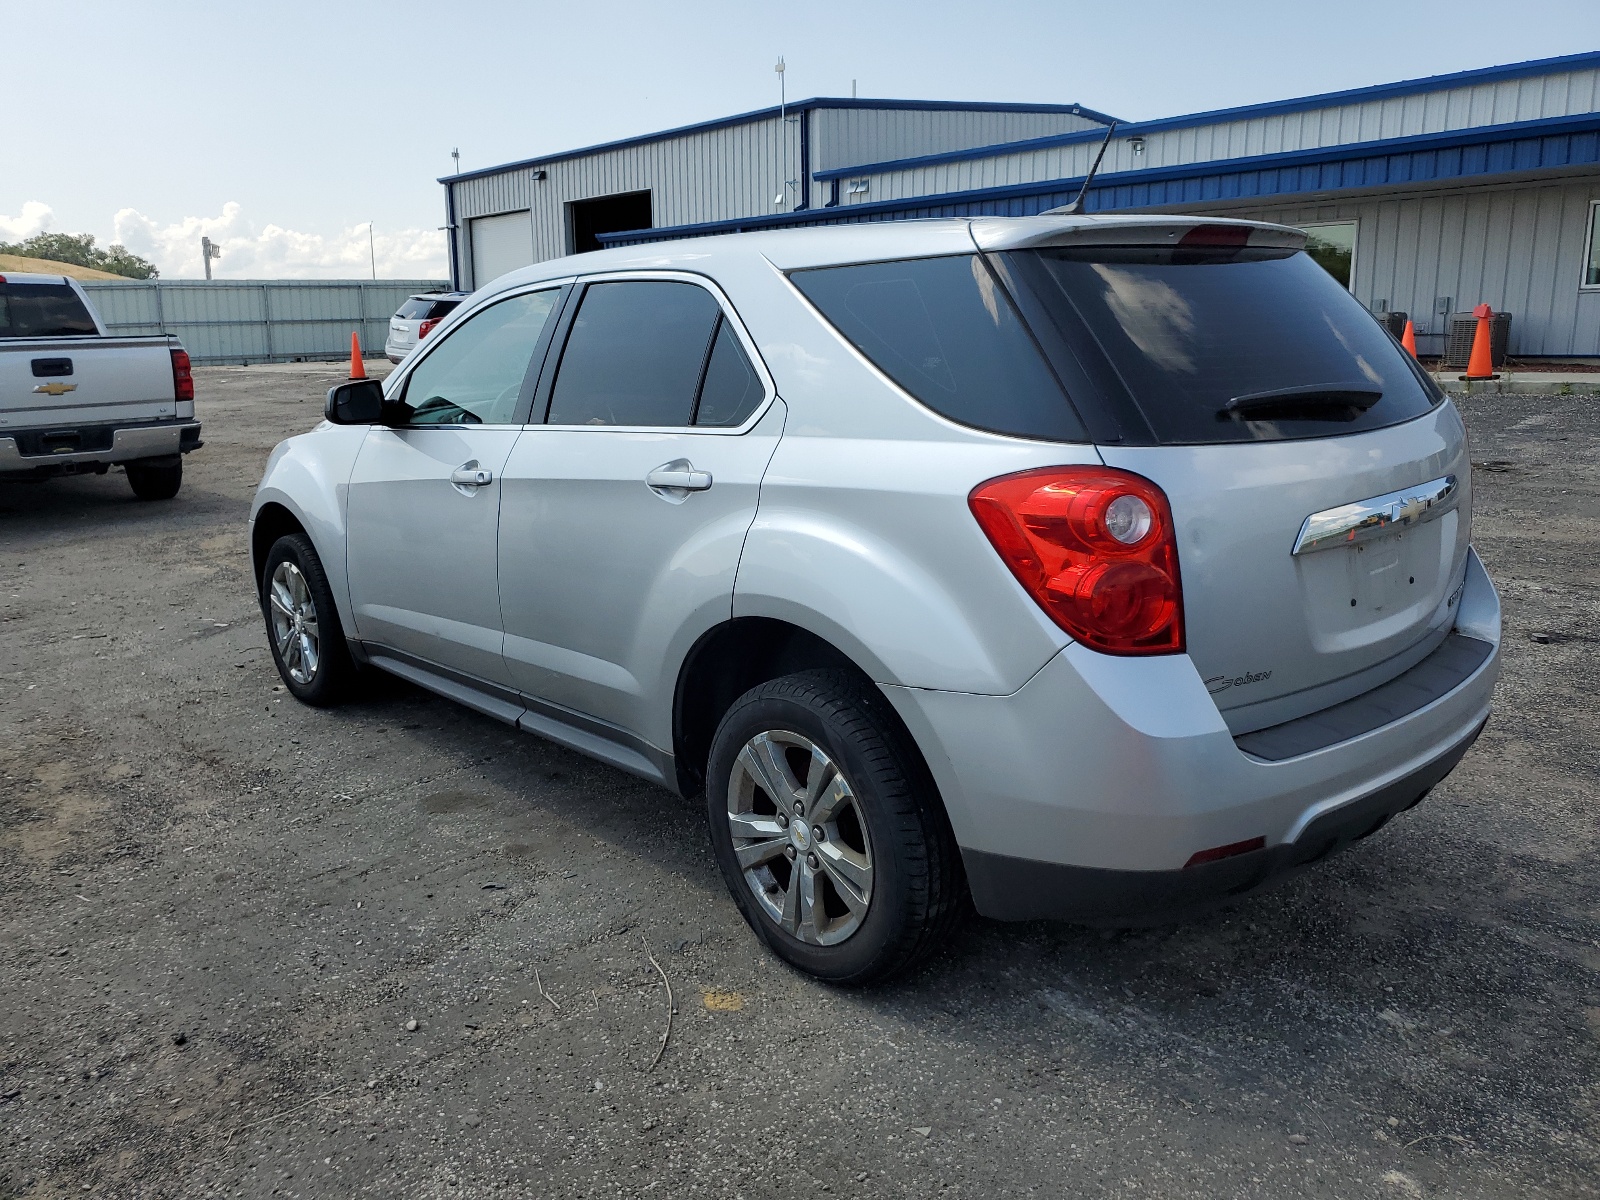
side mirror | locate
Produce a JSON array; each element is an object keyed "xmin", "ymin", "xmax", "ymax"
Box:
[{"xmin": 325, "ymin": 379, "xmax": 386, "ymax": 425}]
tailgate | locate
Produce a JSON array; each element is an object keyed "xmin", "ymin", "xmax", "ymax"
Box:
[
  {"xmin": 0, "ymin": 338, "xmax": 178, "ymax": 433},
  {"xmin": 1103, "ymin": 406, "xmax": 1472, "ymax": 732}
]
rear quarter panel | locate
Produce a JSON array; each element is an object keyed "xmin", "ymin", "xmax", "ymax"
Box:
[{"xmin": 717, "ymin": 252, "xmax": 1089, "ymax": 695}]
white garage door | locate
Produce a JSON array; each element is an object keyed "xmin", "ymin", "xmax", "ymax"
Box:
[{"xmin": 470, "ymin": 211, "xmax": 534, "ymax": 287}]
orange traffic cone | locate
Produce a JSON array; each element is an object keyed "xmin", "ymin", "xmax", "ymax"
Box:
[
  {"xmin": 1400, "ymin": 319, "xmax": 1417, "ymax": 358},
  {"xmin": 349, "ymin": 331, "xmax": 366, "ymax": 380},
  {"xmin": 1463, "ymin": 304, "xmax": 1497, "ymax": 380}
]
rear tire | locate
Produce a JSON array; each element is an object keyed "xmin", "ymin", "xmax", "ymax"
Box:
[
  {"xmin": 126, "ymin": 458, "xmax": 182, "ymax": 501},
  {"xmin": 705, "ymin": 669, "xmax": 966, "ymax": 985},
  {"xmin": 261, "ymin": 533, "xmax": 356, "ymax": 706}
]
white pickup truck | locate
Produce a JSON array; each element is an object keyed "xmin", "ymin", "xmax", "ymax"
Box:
[{"xmin": 0, "ymin": 272, "xmax": 202, "ymax": 499}]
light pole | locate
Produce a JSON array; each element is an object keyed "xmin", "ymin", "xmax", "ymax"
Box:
[
  {"xmin": 200, "ymin": 236, "xmax": 221, "ymax": 280},
  {"xmin": 367, "ymin": 222, "xmax": 376, "ymax": 280},
  {"xmin": 775, "ymin": 57, "xmax": 786, "ymax": 211}
]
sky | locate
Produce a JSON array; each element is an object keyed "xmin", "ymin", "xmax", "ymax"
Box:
[{"xmin": 4, "ymin": 0, "xmax": 1597, "ymax": 279}]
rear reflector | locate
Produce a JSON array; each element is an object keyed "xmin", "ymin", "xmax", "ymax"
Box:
[
  {"xmin": 170, "ymin": 348, "xmax": 194, "ymax": 402},
  {"xmin": 1184, "ymin": 836, "xmax": 1266, "ymax": 869}
]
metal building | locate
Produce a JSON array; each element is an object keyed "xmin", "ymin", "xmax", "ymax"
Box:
[{"xmin": 442, "ymin": 51, "xmax": 1600, "ymax": 357}]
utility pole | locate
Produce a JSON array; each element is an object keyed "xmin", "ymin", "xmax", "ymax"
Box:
[
  {"xmin": 451, "ymin": 147, "xmax": 461, "ymax": 175},
  {"xmin": 368, "ymin": 222, "xmax": 376, "ymax": 280},
  {"xmin": 200, "ymin": 236, "xmax": 221, "ymax": 280}
]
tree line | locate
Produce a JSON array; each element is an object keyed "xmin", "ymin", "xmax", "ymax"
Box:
[{"xmin": 0, "ymin": 231, "xmax": 159, "ymax": 279}]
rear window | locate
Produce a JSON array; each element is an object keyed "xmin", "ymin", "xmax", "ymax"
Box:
[
  {"xmin": 396, "ymin": 296, "xmax": 459, "ymax": 320},
  {"xmin": 1015, "ymin": 246, "xmax": 1440, "ymax": 444},
  {"xmin": 790, "ymin": 255, "xmax": 1086, "ymax": 442},
  {"xmin": 0, "ymin": 281, "xmax": 97, "ymax": 339}
]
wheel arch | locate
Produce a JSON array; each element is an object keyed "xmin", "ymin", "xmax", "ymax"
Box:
[
  {"xmin": 671, "ymin": 618, "xmax": 947, "ymax": 824},
  {"xmin": 251, "ymin": 501, "xmax": 308, "ymax": 594}
]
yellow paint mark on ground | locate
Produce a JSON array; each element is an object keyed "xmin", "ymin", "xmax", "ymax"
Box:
[{"xmin": 702, "ymin": 989, "xmax": 745, "ymax": 1012}]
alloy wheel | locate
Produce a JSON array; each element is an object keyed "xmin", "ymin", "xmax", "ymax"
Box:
[
  {"xmin": 726, "ymin": 729, "xmax": 875, "ymax": 945},
  {"xmin": 268, "ymin": 561, "xmax": 320, "ymax": 685}
]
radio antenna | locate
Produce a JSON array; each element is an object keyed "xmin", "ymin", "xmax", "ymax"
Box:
[{"xmin": 1051, "ymin": 121, "xmax": 1118, "ymax": 216}]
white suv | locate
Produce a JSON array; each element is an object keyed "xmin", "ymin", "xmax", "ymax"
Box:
[{"xmin": 251, "ymin": 215, "xmax": 1501, "ymax": 983}]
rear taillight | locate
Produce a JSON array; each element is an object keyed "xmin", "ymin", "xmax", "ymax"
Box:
[
  {"xmin": 417, "ymin": 318, "xmax": 439, "ymax": 339},
  {"xmin": 969, "ymin": 466, "xmax": 1184, "ymax": 655},
  {"xmin": 170, "ymin": 348, "xmax": 194, "ymax": 402}
]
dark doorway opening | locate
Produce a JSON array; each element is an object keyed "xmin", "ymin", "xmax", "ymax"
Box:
[{"xmin": 567, "ymin": 191, "xmax": 653, "ymax": 254}]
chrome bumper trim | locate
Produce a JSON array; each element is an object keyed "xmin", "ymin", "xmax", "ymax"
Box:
[{"xmin": 0, "ymin": 422, "xmax": 201, "ymax": 470}]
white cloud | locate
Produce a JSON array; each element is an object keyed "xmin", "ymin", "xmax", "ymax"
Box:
[
  {"xmin": 0, "ymin": 201, "xmax": 56, "ymax": 240},
  {"xmin": 112, "ymin": 202, "xmax": 448, "ymax": 280}
]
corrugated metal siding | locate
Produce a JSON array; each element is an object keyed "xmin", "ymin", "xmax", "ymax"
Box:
[
  {"xmin": 1214, "ymin": 181, "xmax": 1600, "ymax": 356},
  {"xmin": 453, "ymin": 114, "xmax": 796, "ymax": 277},
  {"xmin": 452, "ymin": 170, "xmax": 534, "ymax": 218},
  {"xmin": 81, "ymin": 279, "xmax": 448, "ymax": 365},
  {"xmin": 451, "ymin": 105, "xmax": 1108, "ymax": 274},
  {"xmin": 810, "ymin": 107, "xmax": 1104, "ymax": 173},
  {"xmin": 836, "ymin": 68, "xmax": 1600, "ymax": 203}
]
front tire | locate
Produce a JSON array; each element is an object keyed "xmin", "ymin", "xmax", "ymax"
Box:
[
  {"xmin": 126, "ymin": 458, "xmax": 182, "ymax": 501},
  {"xmin": 706, "ymin": 670, "xmax": 965, "ymax": 985},
  {"xmin": 261, "ymin": 533, "xmax": 356, "ymax": 706}
]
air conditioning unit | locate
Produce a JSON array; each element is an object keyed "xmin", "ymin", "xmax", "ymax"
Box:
[{"xmin": 1444, "ymin": 311, "xmax": 1512, "ymax": 369}]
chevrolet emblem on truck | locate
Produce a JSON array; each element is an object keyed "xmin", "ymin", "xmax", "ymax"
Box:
[{"xmin": 33, "ymin": 382, "xmax": 77, "ymax": 395}]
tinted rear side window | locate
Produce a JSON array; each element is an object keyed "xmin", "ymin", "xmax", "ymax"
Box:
[
  {"xmin": 547, "ymin": 281, "xmax": 721, "ymax": 427},
  {"xmin": 790, "ymin": 255, "xmax": 1085, "ymax": 442},
  {"xmin": 694, "ymin": 319, "xmax": 764, "ymax": 426},
  {"xmin": 1019, "ymin": 247, "xmax": 1438, "ymax": 444},
  {"xmin": 0, "ymin": 282, "xmax": 97, "ymax": 338},
  {"xmin": 426, "ymin": 299, "xmax": 462, "ymax": 320}
]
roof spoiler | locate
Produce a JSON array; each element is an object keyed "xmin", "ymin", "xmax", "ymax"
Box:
[{"xmin": 970, "ymin": 216, "xmax": 1307, "ymax": 253}]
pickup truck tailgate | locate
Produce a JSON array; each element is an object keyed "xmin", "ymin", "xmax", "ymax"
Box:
[{"xmin": 0, "ymin": 337, "xmax": 179, "ymax": 433}]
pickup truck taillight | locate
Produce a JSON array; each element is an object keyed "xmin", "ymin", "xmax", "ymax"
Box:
[
  {"xmin": 171, "ymin": 349, "xmax": 194, "ymax": 402},
  {"xmin": 418, "ymin": 318, "xmax": 440, "ymax": 339},
  {"xmin": 969, "ymin": 466, "xmax": 1184, "ymax": 655}
]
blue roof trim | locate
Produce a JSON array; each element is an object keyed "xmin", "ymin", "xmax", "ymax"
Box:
[
  {"xmin": 438, "ymin": 98, "xmax": 1115, "ymax": 184},
  {"xmin": 597, "ymin": 112, "xmax": 1600, "ymax": 246},
  {"xmin": 814, "ymin": 50, "xmax": 1600, "ymax": 182}
]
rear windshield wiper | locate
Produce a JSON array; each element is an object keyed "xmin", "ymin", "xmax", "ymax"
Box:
[{"xmin": 1218, "ymin": 383, "xmax": 1383, "ymax": 422}]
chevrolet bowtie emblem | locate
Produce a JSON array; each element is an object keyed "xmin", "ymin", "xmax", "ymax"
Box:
[{"xmin": 33, "ymin": 382, "xmax": 77, "ymax": 396}]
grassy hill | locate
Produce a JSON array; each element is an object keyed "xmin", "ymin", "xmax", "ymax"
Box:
[{"xmin": 0, "ymin": 254, "xmax": 129, "ymax": 281}]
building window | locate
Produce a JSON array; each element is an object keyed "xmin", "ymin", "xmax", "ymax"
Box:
[
  {"xmin": 1300, "ymin": 221, "xmax": 1357, "ymax": 290},
  {"xmin": 1584, "ymin": 201, "xmax": 1600, "ymax": 288}
]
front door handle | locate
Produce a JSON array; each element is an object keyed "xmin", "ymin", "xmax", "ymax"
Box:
[
  {"xmin": 646, "ymin": 461, "xmax": 712, "ymax": 493},
  {"xmin": 450, "ymin": 460, "xmax": 493, "ymax": 492}
]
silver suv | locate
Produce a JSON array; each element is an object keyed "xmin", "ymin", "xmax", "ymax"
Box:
[
  {"xmin": 251, "ymin": 215, "xmax": 1501, "ymax": 983},
  {"xmin": 384, "ymin": 291, "xmax": 469, "ymax": 363}
]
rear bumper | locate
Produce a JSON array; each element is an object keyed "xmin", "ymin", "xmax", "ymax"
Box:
[
  {"xmin": 882, "ymin": 545, "xmax": 1501, "ymax": 923},
  {"xmin": 0, "ymin": 421, "xmax": 202, "ymax": 476},
  {"xmin": 963, "ymin": 713, "xmax": 1485, "ymax": 923}
]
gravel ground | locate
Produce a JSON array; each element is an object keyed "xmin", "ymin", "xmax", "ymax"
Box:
[{"xmin": 1, "ymin": 363, "xmax": 1596, "ymax": 1199}]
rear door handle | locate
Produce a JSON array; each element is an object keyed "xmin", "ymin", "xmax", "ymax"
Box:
[
  {"xmin": 450, "ymin": 460, "xmax": 493, "ymax": 491},
  {"xmin": 646, "ymin": 462, "xmax": 713, "ymax": 492}
]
